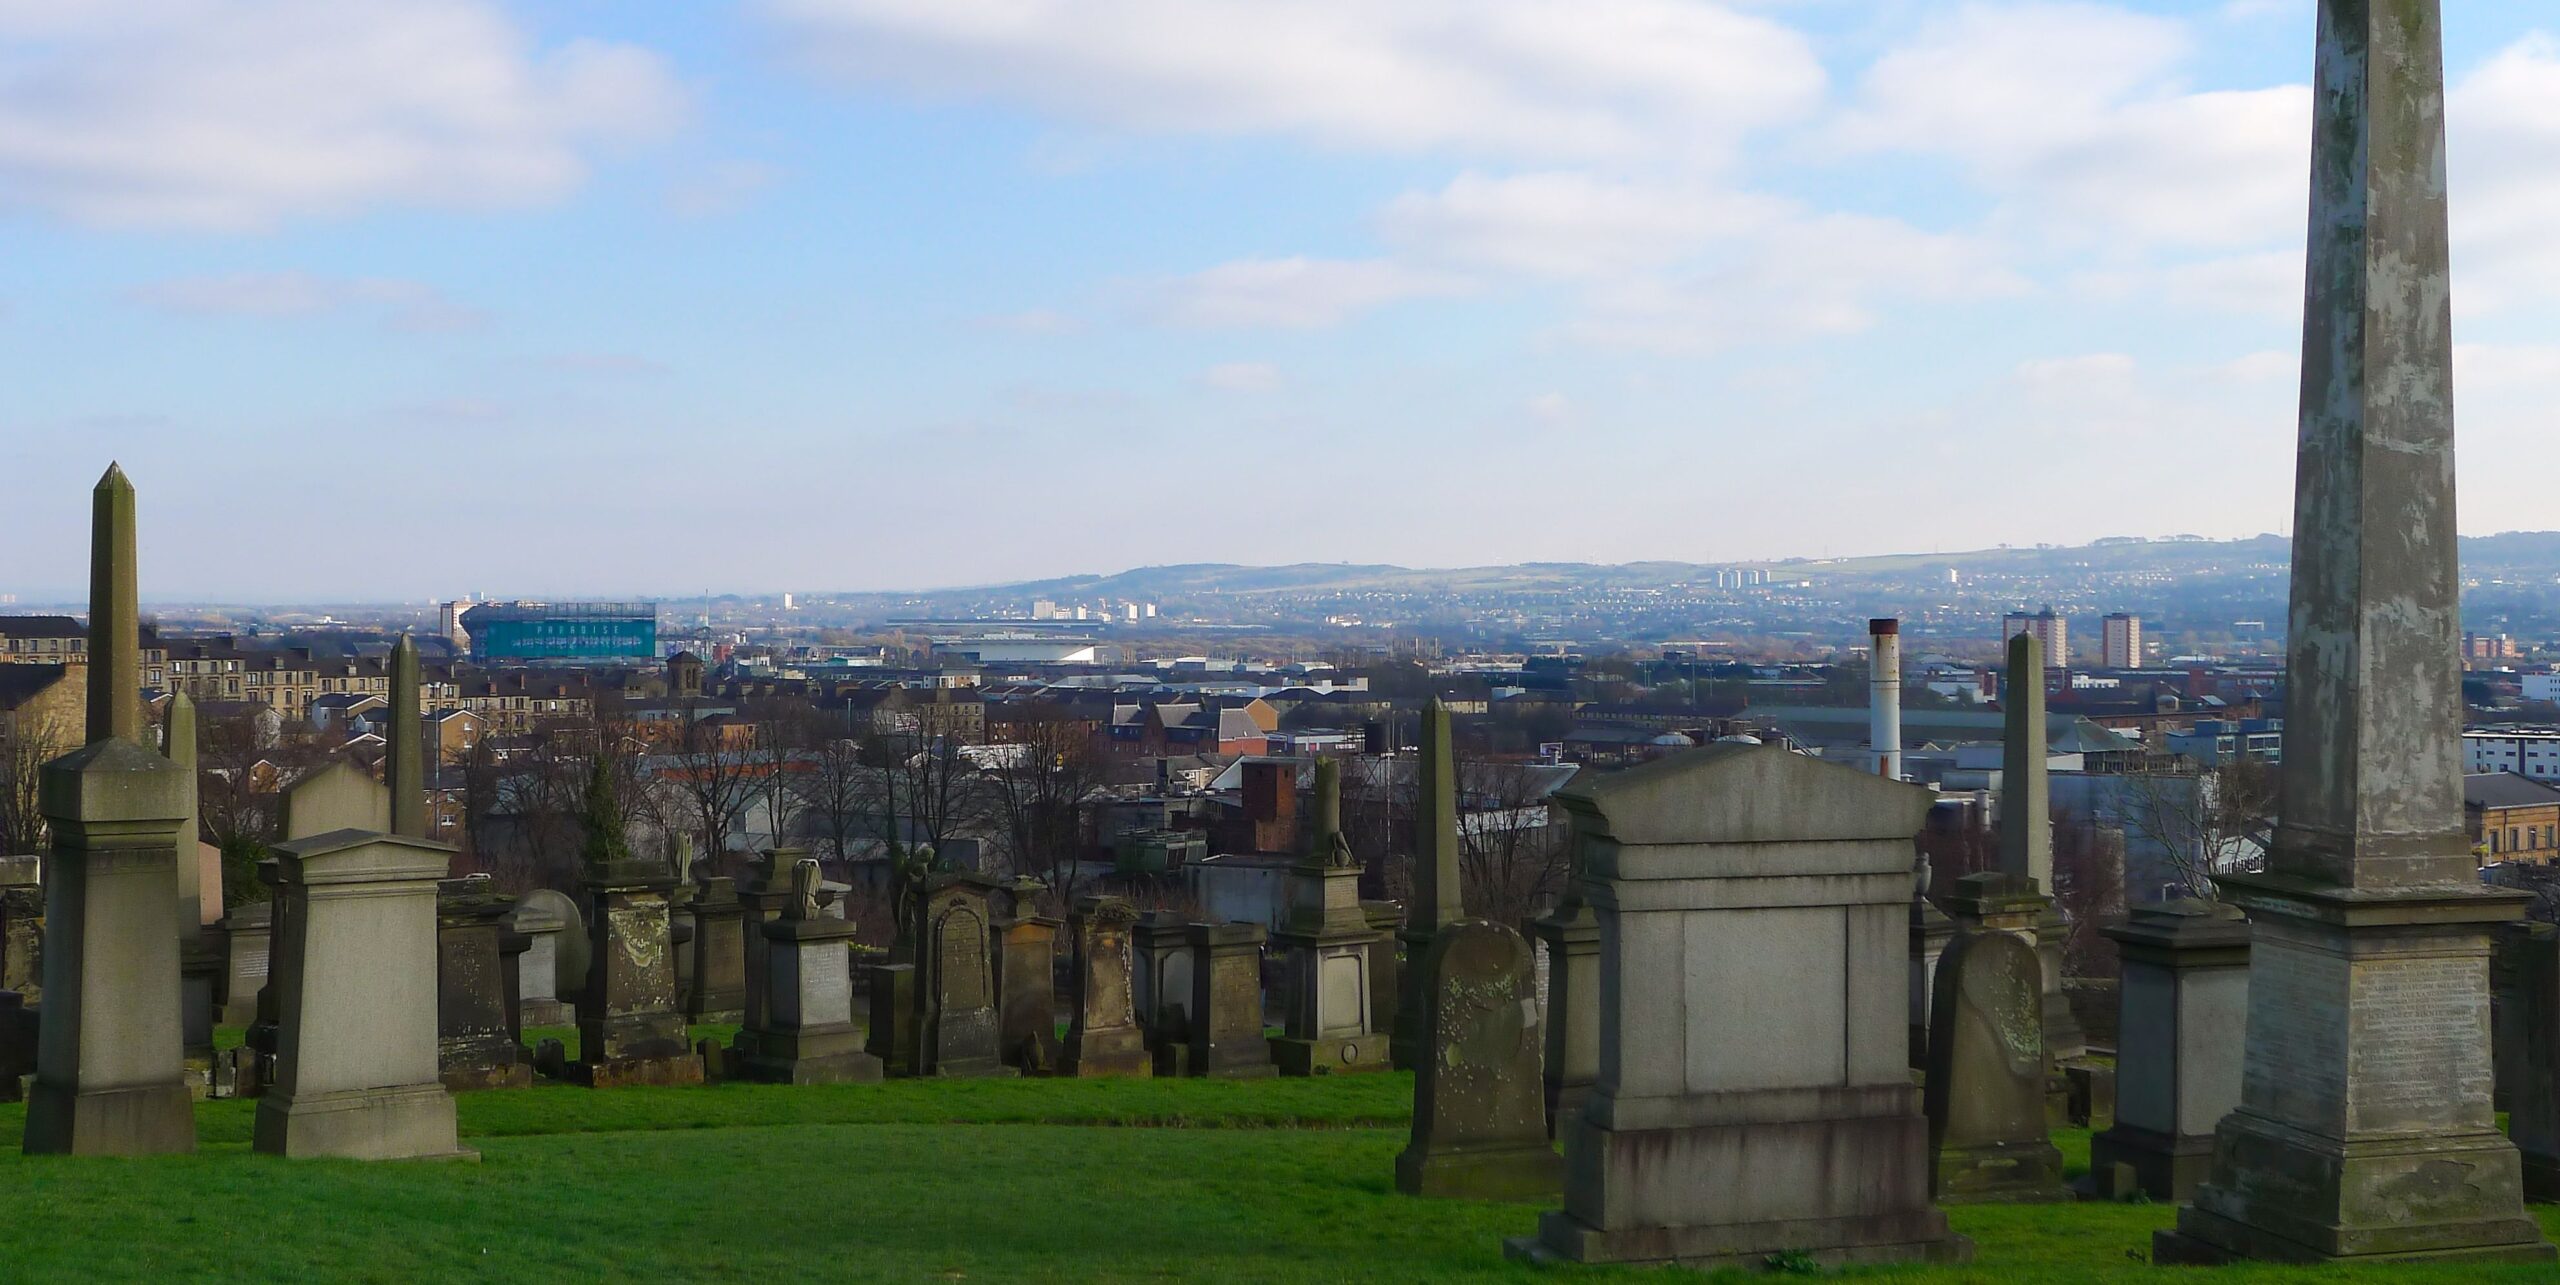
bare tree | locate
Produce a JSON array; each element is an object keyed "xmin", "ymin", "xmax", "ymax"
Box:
[
  {"xmin": 986, "ymin": 709, "xmax": 1110, "ymax": 902},
  {"xmin": 861, "ymin": 729, "xmax": 985, "ymax": 864},
  {"xmin": 669, "ymin": 699, "xmax": 762, "ymax": 859},
  {"xmin": 2113, "ymin": 758, "xmax": 2276, "ymax": 899},
  {"xmin": 795, "ymin": 735, "xmax": 881, "ymax": 867},
  {"xmin": 1454, "ymin": 756, "xmax": 1570, "ymax": 926},
  {"xmin": 0, "ymin": 710, "xmax": 64, "ymax": 854}
]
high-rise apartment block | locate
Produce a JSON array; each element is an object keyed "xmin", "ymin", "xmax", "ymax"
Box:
[
  {"xmin": 2003, "ymin": 609, "xmax": 2067, "ymax": 666},
  {"xmin": 2102, "ymin": 613, "xmax": 2143, "ymax": 670}
]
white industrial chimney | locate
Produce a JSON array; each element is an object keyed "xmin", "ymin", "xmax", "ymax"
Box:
[{"xmin": 1870, "ymin": 618, "xmax": 1903, "ymax": 780}]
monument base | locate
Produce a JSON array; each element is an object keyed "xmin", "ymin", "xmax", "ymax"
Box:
[
  {"xmin": 22, "ymin": 1078, "xmax": 197, "ymax": 1156},
  {"xmin": 1506, "ymin": 1214, "xmax": 1971, "ymax": 1270},
  {"xmin": 439, "ymin": 1059, "xmax": 534, "ymax": 1093},
  {"xmin": 2160, "ymin": 875, "xmax": 2555, "ymax": 1264},
  {"xmin": 252, "ymin": 1083, "xmax": 475, "ymax": 1161},
  {"xmin": 2082, "ymin": 1121, "xmax": 2215, "ymax": 1203},
  {"xmin": 1270, "ymin": 1032, "xmax": 1390, "ymax": 1076},
  {"xmin": 743, "ymin": 1026, "xmax": 883, "ymax": 1085},
  {"xmin": 2160, "ymin": 1113, "xmax": 2552, "ymax": 1263},
  {"xmin": 567, "ymin": 1053, "xmax": 705, "ymax": 1088},
  {"xmin": 1396, "ymin": 1142, "xmax": 1562, "ymax": 1203},
  {"xmin": 1061, "ymin": 1032, "xmax": 1152, "ymax": 1079},
  {"xmin": 1933, "ymin": 1139, "xmax": 2072, "ymax": 1205}
]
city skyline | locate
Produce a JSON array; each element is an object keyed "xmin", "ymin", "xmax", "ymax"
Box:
[{"xmin": 6, "ymin": 2, "xmax": 2560, "ymax": 599}]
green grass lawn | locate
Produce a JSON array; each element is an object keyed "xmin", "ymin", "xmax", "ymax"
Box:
[{"xmin": 1, "ymin": 1057, "xmax": 2558, "ymax": 1282}]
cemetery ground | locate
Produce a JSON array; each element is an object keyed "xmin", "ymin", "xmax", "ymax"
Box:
[{"xmin": 0, "ymin": 1047, "xmax": 2553, "ymax": 1283}]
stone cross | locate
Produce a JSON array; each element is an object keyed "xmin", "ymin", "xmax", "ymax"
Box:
[
  {"xmin": 388, "ymin": 635, "xmax": 426, "ymax": 840},
  {"xmin": 2156, "ymin": 0, "xmax": 2553, "ymax": 1265},
  {"xmin": 84, "ymin": 464, "xmax": 141, "ymax": 746},
  {"xmin": 1998, "ymin": 631, "xmax": 2050, "ymax": 892}
]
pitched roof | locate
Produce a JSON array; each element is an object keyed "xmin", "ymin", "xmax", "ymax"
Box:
[{"xmin": 2467, "ymin": 772, "xmax": 2560, "ymax": 810}]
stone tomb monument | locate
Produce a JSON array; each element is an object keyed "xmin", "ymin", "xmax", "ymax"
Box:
[
  {"xmin": 1923, "ymin": 902, "xmax": 2070, "ymax": 1204},
  {"xmin": 995, "ymin": 877, "xmax": 1062, "ymax": 1073},
  {"xmin": 685, "ymin": 873, "xmax": 747, "ymax": 1023},
  {"xmin": 1395, "ymin": 919, "xmax": 1560, "ymax": 1201},
  {"xmin": 867, "ymin": 963, "xmax": 918, "ymax": 1076},
  {"xmin": 436, "ymin": 874, "xmax": 531, "ymax": 1092},
  {"xmin": 510, "ymin": 890, "xmax": 576, "ymax": 1027},
  {"xmin": 569, "ymin": 857, "xmax": 702, "ymax": 1088},
  {"xmin": 741, "ymin": 859, "xmax": 879, "ymax": 1084},
  {"xmin": 1062, "ymin": 895, "xmax": 1150, "ymax": 1078},
  {"xmin": 1185, "ymin": 921, "xmax": 1274, "ymax": 1079},
  {"xmin": 1270, "ymin": 759, "xmax": 1388, "ymax": 1075},
  {"xmin": 218, "ymin": 900, "xmax": 272, "ymax": 1026},
  {"xmin": 1527, "ymin": 869, "xmax": 1598, "ymax": 1136},
  {"xmin": 1507, "ymin": 743, "xmax": 1966, "ymax": 1269},
  {"xmin": 0, "ymin": 854, "xmax": 44, "ymax": 1002},
  {"xmin": 2509, "ymin": 924, "xmax": 2560, "ymax": 1200},
  {"xmin": 2154, "ymin": 0, "xmax": 2552, "ymax": 1265},
  {"xmin": 254, "ymin": 830, "xmax": 472, "ymax": 1161},
  {"xmin": 1132, "ymin": 910, "xmax": 1195, "ymax": 1076},
  {"xmin": 914, "ymin": 874, "xmax": 1011, "ymax": 1077},
  {"xmin": 729, "ymin": 848, "xmax": 798, "ymax": 1067},
  {"xmin": 2084, "ymin": 898, "xmax": 2251, "ymax": 1201},
  {"xmin": 24, "ymin": 739, "xmax": 198, "ymax": 1156},
  {"xmin": 282, "ymin": 761, "xmax": 392, "ymax": 842}
]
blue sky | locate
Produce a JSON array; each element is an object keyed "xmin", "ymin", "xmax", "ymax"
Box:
[{"xmin": 4, "ymin": 0, "xmax": 2558, "ymax": 602}]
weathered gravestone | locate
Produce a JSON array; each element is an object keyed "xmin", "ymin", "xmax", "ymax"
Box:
[
  {"xmin": 1909, "ymin": 855, "xmax": 1956, "ymax": 1069},
  {"xmin": 25, "ymin": 739, "xmax": 197, "ymax": 1156},
  {"xmin": 915, "ymin": 874, "xmax": 1011, "ymax": 1077},
  {"xmin": 1507, "ymin": 744, "xmax": 1966, "ymax": 1270},
  {"xmin": 282, "ymin": 761, "xmax": 392, "ymax": 841},
  {"xmin": 1186, "ymin": 921, "xmax": 1273, "ymax": 1079},
  {"xmin": 1526, "ymin": 868, "xmax": 1598, "ymax": 1138},
  {"xmin": 1924, "ymin": 913, "xmax": 2069, "ymax": 1204},
  {"xmin": 0, "ymin": 855, "xmax": 43, "ymax": 1003},
  {"xmin": 995, "ymin": 877, "xmax": 1061, "ymax": 1073},
  {"xmin": 571, "ymin": 860, "xmax": 701, "ymax": 1088},
  {"xmin": 729, "ymin": 848, "xmax": 798, "ymax": 1066},
  {"xmin": 686, "ymin": 874, "xmax": 747, "ymax": 1023},
  {"xmin": 741, "ymin": 859, "xmax": 879, "ymax": 1084},
  {"xmin": 2507, "ymin": 923, "xmax": 2560, "ymax": 1201},
  {"xmin": 2154, "ymin": 0, "xmax": 2552, "ymax": 1265},
  {"xmin": 165, "ymin": 693, "xmax": 219, "ymax": 1094},
  {"xmin": 1395, "ymin": 919, "xmax": 1560, "ymax": 1201},
  {"xmin": 866, "ymin": 963, "xmax": 917, "ymax": 1076},
  {"xmin": 1939, "ymin": 871, "xmax": 2068, "ymax": 1125},
  {"xmin": 436, "ymin": 874, "xmax": 531, "ymax": 1091},
  {"xmin": 217, "ymin": 900, "xmax": 271, "ymax": 1026},
  {"xmin": 1062, "ymin": 895, "xmax": 1149, "ymax": 1078},
  {"xmin": 255, "ymin": 830, "xmax": 472, "ymax": 1160},
  {"xmin": 2084, "ymin": 898, "xmax": 2251, "ymax": 1201},
  {"xmin": 1131, "ymin": 910, "xmax": 1194, "ymax": 1076},
  {"xmin": 510, "ymin": 890, "xmax": 576, "ymax": 1027},
  {"xmin": 1994, "ymin": 631, "xmax": 2088, "ymax": 1070}
]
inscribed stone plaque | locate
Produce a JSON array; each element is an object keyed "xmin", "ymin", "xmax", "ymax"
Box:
[
  {"xmin": 805, "ymin": 948, "xmax": 853, "ymax": 1028},
  {"xmin": 2347, "ymin": 952, "xmax": 2492, "ymax": 1133},
  {"xmin": 939, "ymin": 908, "xmax": 988, "ymax": 1009},
  {"xmin": 1319, "ymin": 951, "xmax": 1367, "ymax": 1037},
  {"xmin": 2240, "ymin": 934, "xmax": 2351, "ymax": 1131}
]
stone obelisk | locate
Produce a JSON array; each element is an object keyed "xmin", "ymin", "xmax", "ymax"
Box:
[
  {"xmin": 165, "ymin": 691, "xmax": 204, "ymax": 930},
  {"xmin": 86, "ymin": 463, "xmax": 142, "ymax": 746},
  {"xmin": 1996, "ymin": 632, "xmax": 2085, "ymax": 1074},
  {"xmin": 26, "ymin": 463, "xmax": 197, "ymax": 1154},
  {"xmin": 1391, "ymin": 697, "xmax": 1464, "ymax": 1070},
  {"xmin": 1998, "ymin": 632, "xmax": 2050, "ymax": 893},
  {"xmin": 2156, "ymin": 0, "xmax": 2551, "ymax": 1263},
  {"xmin": 388, "ymin": 635, "xmax": 427, "ymax": 840}
]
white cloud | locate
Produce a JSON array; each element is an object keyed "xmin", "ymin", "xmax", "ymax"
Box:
[
  {"xmin": 0, "ymin": 0, "xmax": 686, "ymax": 229},
  {"xmin": 1145, "ymin": 257, "xmax": 1472, "ymax": 330},
  {"xmin": 129, "ymin": 272, "xmax": 486, "ymax": 331},
  {"xmin": 2450, "ymin": 36, "xmax": 2560, "ymax": 316},
  {"xmin": 666, "ymin": 160, "xmax": 779, "ymax": 218},
  {"xmin": 761, "ymin": 0, "xmax": 1823, "ymax": 163},
  {"xmin": 1378, "ymin": 171, "xmax": 1786, "ymax": 278},
  {"xmin": 1834, "ymin": 3, "xmax": 2308, "ymax": 250},
  {"xmin": 1561, "ymin": 213, "xmax": 2028, "ymax": 352},
  {"xmin": 1200, "ymin": 361, "xmax": 1283, "ymax": 393}
]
